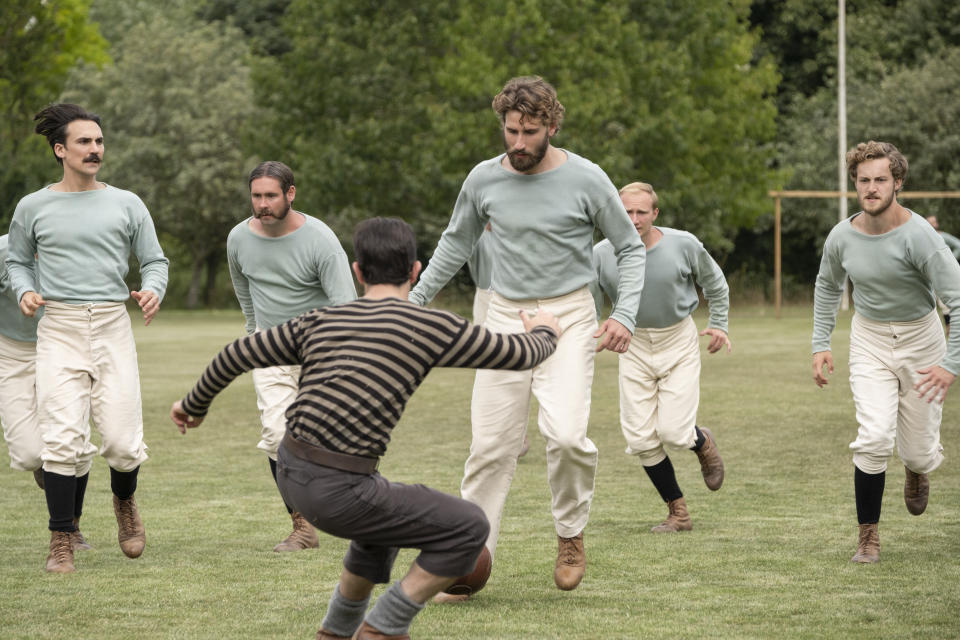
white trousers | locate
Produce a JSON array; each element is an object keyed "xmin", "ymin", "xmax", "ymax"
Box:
[
  {"xmin": 472, "ymin": 287, "xmax": 493, "ymax": 325},
  {"xmin": 463, "ymin": 286, "xmax": 598, "ymax": 555},
  {"xmin": 848, "ymin": 310, "xmax": 945, "ymax": 475},
  {"xmin": 0, "ymin": 334, "xmax": 43, "ymax": 471},
  {"xmin": 252, "ymin": 364, "xmax": 300, "ymax": 460},
  {"xmin": 619, "ymin": 316, "xmax": 700, "ymax": 466},
  {"xmin": 36, "ymin": 302, "xmax": 144, "ymax": 476}
]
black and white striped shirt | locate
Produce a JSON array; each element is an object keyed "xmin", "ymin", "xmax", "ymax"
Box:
[{"xmin": 181, "ymin": 297, "xmax": 557, "ymax": 456}]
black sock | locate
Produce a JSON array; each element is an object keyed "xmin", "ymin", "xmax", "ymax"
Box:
[
  {"xmin": 690, "ymin": 426, "xmax": 706, "ymax": 451},
  {"xmin": 854, "ymin": 466, "xmax": 885, "ymax": 524},
  {"xmin": 43, "ymin": 472, "xmax": 77, "ymax": 532},
  {"xmin": 643, "ymin": 457, "xmax": 683, "ymax": 502},
  {"xmin": 74, "ymin": 472, "xmax": 90, "ymax": 520},
  {"xmin": 269, "ymin": 458, "xmax": 294, "ymax": 514},
  {"xmin": 110, "ymin": 465, "xmax": 140, "ymax": 500}
]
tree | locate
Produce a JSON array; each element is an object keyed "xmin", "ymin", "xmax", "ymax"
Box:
[
  {"xmin": 0, "ymin": 0, "xmax": 108, "ymax": 227},
  {"xmin": 257, "ymin": 0, "xmax": 779, "ymax": 272},
  {"xmin": 63, "ymin": 9, "xmax": 259, "ymax": 307}
]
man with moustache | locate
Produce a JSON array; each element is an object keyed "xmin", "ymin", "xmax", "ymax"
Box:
[
  {"xmin": 592, "ymin": 181, "xmax": 729, "ymax": 534},
  {"xmin": 6, "ymin": 103, "xmax": 168, "ymax": 573},
  {"xmin": 227, "ymin": 161, "xmax": 356, "ymax": 551},
  {"xmin": 813, "ymin": 141, "xmax": 960, "ymax": 564},
  {"xmin": 410, "ymin": 76, "xmax": 645, "ymax": 594}
]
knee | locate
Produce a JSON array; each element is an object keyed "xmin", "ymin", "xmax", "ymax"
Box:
[
  {"xmin": 463, "ymin": 501, "xmax": 490, "ymax": 547},
  {"xmin": 852, "ymin": 452, "xmax": 888, "ymax": 475}
]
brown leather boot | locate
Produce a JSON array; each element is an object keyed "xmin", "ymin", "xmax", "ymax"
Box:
[
  {"xmin": 45, "ymin": 531, "xmax": 76, "ymax": 573},
  {"xmin": 274, "ymin": 511, "xmax": 319, "ymax": 552},
  {"xmin": 851, "ymin": 523, "xmax": 880, "ymax": 563},
  {"xmin": 113, "ymin": 494, "xmax": 146, "ymax": 558},
  {"xmin": 554, "ymin": 532, "xmax": 586, "ymax": 591},
  {"xmin": 71, "ymin": 517, "xmax": 92, "ymax": 551},
  {"xmin": 354, "ymin": 621, "xmax": 410, "ymax": 640},
  {"xmin": 651, "ymin": 497, "xmax": 693, "ymax": 533},
  {"xmin": 694, "ymin": 427, "xmax": 724, "ymax": 491},
  {"xmin": 315, "ymin": 629, "xmax": 352, "ymax": 640},
  {"xmin": 904, "ymin": 466, "xmax": 929, "ymax": 515}
]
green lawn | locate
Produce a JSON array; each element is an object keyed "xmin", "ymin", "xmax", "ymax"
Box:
[{"xmin": 1, "ymin": 304, "xmax": 958, "ymax": 639}]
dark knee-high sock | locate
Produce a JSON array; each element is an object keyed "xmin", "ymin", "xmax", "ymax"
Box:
[
  {"xmin": 690, "ymin": 425, "xmax": 706, "ymax": 451},
  {"xmin": 43, "ymin": 472, "xmax": 77, "ymax": 532},
  {"xmin": 854, "ymin": 467, "xmax": 885, "ymax": 524},
  {"xmin": 110, "ymin": 465, "xmax": 140, "ymax": 500},
  {"xmin": 74, "ymin": 472, "xmax": 90, "ymax": 520},
  {"xmin": 269, "ymin": 458, "xmax": 294, "ymax": 514},
  {"xmin": 643, "ymin": 457, "xmax": 683, "ymax": 502}
]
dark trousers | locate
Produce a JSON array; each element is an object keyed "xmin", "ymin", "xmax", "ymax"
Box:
[{"xmin": 276, "ymin": 444, "xmax": 489, "ymax": 583}]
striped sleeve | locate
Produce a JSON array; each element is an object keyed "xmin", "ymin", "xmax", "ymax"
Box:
[
  {"xmin": 436, "ymin": 323, "xmax": 558, "ymax": 370},
  {"xmin": 181, "ymin": 317, "xmax": 303, "ymax": 416}
]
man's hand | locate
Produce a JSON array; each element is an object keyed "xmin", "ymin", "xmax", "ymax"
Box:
[
  {"xmin": 519, "ymin": 308, "xmax": 562, "ymax": 337},
  {"xmin": 593, "ymin": 317, "xmax": 632, "ymax": 353},
  {"xmin": 915, "ymin": 365, "xmax": 956, "ymax": 404},
  {"xmin": 170, "ymin": 400, "xmax": 204, "ymax": 434},
  {"xmin": 19, "ymin": 291, "xmax": 45, "ymax": 317},
  {"xmin": 812, "ymin": 351, "xmax": 833, "ymax": 388},
  {"xmin": 700, "ymin": 328, "xmax": 731, "ymax": 354},
  {"xmin": 130, "ymin": 290, "xmax": 160, "ymax": 326}
]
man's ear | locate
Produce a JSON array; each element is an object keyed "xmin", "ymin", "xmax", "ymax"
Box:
[
  {"xmin": 409, "ymin": 260, "xmax": 422, "ymax": 284},
  {"xmin": 286, "ymin": 185, "xmax": 296, "ymax": 204},
  {"xmin": 352, "ymin": 262, "xmax": 365, "ymax": 285},
  {"xmin": 54, "ymin": 143, "xmax": 66, "ymax": 159}
]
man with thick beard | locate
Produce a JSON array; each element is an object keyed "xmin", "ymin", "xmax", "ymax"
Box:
[
  {"xmin": 227, "ymin": 161, "xmax": 356, "ymax": 551},
  {"xmin": 813, "ymin": 140, "xmax": 960, "ymax": 563},
  {"xmin": 409, "ymin": 76, "xmax": 645, "ymax": 595}
]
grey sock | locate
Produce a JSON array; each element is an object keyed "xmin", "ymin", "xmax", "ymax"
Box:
[
  {"xmin": 320, "ymin": 583, "xmax": 370, "ymax": 637},
  {"xmin": 365, "ymin": 581, "xmax": 425, "ymax": 636}
]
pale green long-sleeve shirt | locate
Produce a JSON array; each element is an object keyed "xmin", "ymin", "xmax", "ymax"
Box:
[
  {"xmin": 410, "ymin": 151, "xmax": 645, "ymax": 332},
  {"xmin": 0, "ymin": 235, "xmax": 40, "ymax": 342},
  {"xmin": 592, "ymin": 228, "xmax": 729, "ymax": 332},
  {"xmin": 226, "ymin": 214, "xmax": 357, "ymax": 334},
  {"xmin": 813, "ymin": 211, "xmax": 960, "ymax": 373},
  {"xmin": 6, "ymin": 185, "xmax": 168, "ymax": 304}
]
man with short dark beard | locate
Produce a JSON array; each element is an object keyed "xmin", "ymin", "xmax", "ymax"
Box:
[
  {"xmin": 227, "ymin": 161, "xmax": 356, "ymax": 551},
  {"xmin": 409, "ymin": 76, "xmax": 645, "ymax": 594},
  {"xmin": 813, "ymin": 141, "xmax": 960, "ymax": 564}
]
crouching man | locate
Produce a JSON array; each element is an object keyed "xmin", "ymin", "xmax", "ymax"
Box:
[{"xmin": 171, "ymin": 217, "xmax": 559, "ymax": 639}]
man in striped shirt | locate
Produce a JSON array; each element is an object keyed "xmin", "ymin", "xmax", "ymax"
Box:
[{"xmin": 171, "ymin": 217, "xmax": 559, "ymax": 640}]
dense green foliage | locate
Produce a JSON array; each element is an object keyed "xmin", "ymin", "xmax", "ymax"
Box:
[
  {"xmin": 0, "ymin": 0, "xmax": 108, "ymax": 229},
  {"xmin": 2, "ymin": 0, "xmax": 960, "ymax": 305}
]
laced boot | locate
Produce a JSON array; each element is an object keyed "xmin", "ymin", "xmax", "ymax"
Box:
[
  {"xmin": 45, "ymin": 531, "xmax": 75, "ymax": 573},
  {"xmin": 851, "ymin": 523, "xmax": 880, "ymax": 563},
  {"xmin": 71, "ymin": 517, "xmax": 92, "ymax": 551},
  {"xmin": 695, "ymin": 427, "xmax": 724, "ymax": 491},
  {"xmin": 113, "ymin": 494, "xmax": 146, "ymax": 558},
  {"xmin": 651, "ymin": 497, "xmax": 693, "ymax": 533},
  {"xmin": 904, "ymin": 466, "xmax": 929, "ymax": 515},
  {"xmin": 554, "ymin": 532, "xmax": 586, "ymax": 591},
  {"xmin": 315, "ymin": 629, "xmax": 352, "ymax": 640},
  {"xmin": 274, "ymin": 511, "xmax": 319, "ymax": 552}
]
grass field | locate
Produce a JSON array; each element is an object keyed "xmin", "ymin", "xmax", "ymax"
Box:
[{"xmin": 1, "ymin": 304, "xmax": 959, "ymax": 639}]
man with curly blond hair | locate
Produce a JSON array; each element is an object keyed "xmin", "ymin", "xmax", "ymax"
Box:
[{"xmin": 813, "ymin": 140, "xmax": 960, "ymax": 563}]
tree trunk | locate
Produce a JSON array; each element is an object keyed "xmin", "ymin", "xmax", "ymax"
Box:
[
  {"xmin": 185, "ymin": 252, "xmax": 205, "ymax": 309},
  {"xmin": 202, "ymin": 250, "xmax": 221, "ymax": 307}
]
